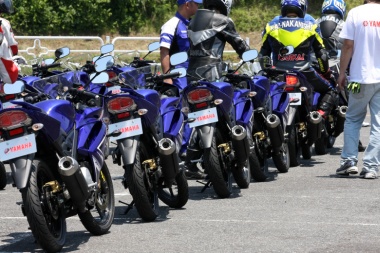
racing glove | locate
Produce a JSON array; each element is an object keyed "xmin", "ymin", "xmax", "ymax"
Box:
[{"xmin": 347, "ymin": 82, "xmax": 361, "ymax": 94}]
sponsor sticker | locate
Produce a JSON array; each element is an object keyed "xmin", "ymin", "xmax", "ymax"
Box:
[
  {"xmin": 288, "ymin": 93, "xmax": 302, "ymax": 106},
  {"xmin": 0, "ymin": 134, "xmax": 37, "ymax": 161},
  {"xmin": 2, "ymin": 98, "xmax": 24, "ymax": 109},
  {"xmin": 107, "ymin": 86, "xmax": 122, "ymax": 94},
  {"xmin": 108, "ymin": 118, "xmax": 143, "ymax": 141},
  {"xmin": 188, "ymin": 107, "xmax": 218, "ymax": 128}
]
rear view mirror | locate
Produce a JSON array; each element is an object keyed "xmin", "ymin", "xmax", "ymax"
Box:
[
  {"xmin": 90, "ymin": 72, "xmax": 109, "ymax": 84},
  {"xmin": 55, "ymin": 47, "xmax": 70, "ymax": 59},
  {"xmin": 242, "ymin": 50, "xmax": 258, "ymax": 62},
  {"xmin": 3, "ymin": 80, "xmax": 25, "ymax": 94},
  {"xmin": 94, "ymin": 55, "xmax": 114, "ymax": 72},
  {"xmin": 170, "ymin": 52, "xmax": 188, "ymax": 66},
  {"xmin": 100, "ymin": 44, "xmax": 114, "ymax": 55},
  {"xmin": 148, "ymin": 42, "xmax": 160, "ymax": 52}
]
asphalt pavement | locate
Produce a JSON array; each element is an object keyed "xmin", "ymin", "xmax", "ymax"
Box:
[{"xmin": 0, "ymin": 116, "xmax": 378, "ymax": 253}]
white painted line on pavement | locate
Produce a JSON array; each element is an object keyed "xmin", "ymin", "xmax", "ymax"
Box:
[{"xmin": 170, "ymin": 218, "xmax": 380, "ymax": 227}]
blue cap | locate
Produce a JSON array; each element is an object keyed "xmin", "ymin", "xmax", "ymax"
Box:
[{"xmin": 178, "ymin": 0, "xmax": 203, "ymax": 5}]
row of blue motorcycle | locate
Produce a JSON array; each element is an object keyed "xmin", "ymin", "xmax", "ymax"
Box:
[{"xmin": 0, "ymin": 42, "xmax": 347, "ymax": 252}]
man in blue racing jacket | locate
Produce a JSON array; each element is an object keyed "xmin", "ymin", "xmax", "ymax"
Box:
[{"xmin": 260, "ymin": 0, "xmax": 337, "ymax": 119}]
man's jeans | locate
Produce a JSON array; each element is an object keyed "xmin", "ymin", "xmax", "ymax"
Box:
[{"xmin": 341, "ymin": 82, "xmax": 380, "ymax": 172}]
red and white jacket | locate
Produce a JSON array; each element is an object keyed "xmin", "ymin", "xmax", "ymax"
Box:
[{"xmin": 0, "ymin": 18, "xmax": 18, "ymax": 84}]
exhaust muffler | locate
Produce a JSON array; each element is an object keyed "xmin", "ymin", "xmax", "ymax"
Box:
[
  {"xmin": 337, "ymin": 105, "xmax": 347, "ymax": 118},
  {"xmin": 307, "ymin": 111, "xmax": 323, "ymax": 145},
  {"xmin": 158, "ymin": 138, "xmax": 179, "ymax": 187},
  {"xmin": 231, "ymin": 125, "xmax": 249, "ymax": 167},
  {"xmin": 265, "ymin": 114, "xmax": 284, "ymax": 149},
  {"xmin": 333, "ymin": 106, "xmax": 347, "ymax": 137},
  {"xmin": 58, "ymin": 156, "xmax": 89, "ymax": 212}
]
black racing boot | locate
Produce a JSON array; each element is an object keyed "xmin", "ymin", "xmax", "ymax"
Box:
[
  {"xmin": 318, "ymin": 90, "xmax": 339, "ymax": 118},
  {"xmin": 184, "ymin": 149, "xmax": 206, "ymax": 179},
  {"xmin": 358, "ymin": 140, "xmax": 366, "ymax": 152}
]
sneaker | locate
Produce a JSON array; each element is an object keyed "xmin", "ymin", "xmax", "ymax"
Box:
[
  {"xmin": 336, "ymin": 160, "xmax": 358, "ymax": 175},
  {"xmin": 359, "ymin": 170, "xmax": 377, "ymax": 179}
]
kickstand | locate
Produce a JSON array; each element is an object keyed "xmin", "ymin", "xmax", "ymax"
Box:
[
  {"xmin": 197, "ymin": 180, "xmax": 211, "ymax": 193},
  {"xmin": 119, "ymin": 200, "xmax": 134, "ymax": 215}
]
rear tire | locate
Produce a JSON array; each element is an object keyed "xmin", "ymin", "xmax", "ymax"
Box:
[
  {"xmin": 158, "ymin": 170, "xmax": 189, "ymax": 208},
  {"xmin": 232, "ymin": 159, "xmax": 251, "ymax": 189},
  {"xmin": 126, "ymin": 148, "xmax": 158, "ymax": 222},
  {"xmin": 0, "ymin": 162, "xmax": 6, "ymax": 190},
  {"xmin": 272, "ymin": 143, "xmax": 290, "ymax": 173},
  {"xmin": 301, "ymin": 142, "xmax": 312, "ymax": 160},
  {"xmin": 287, "ymin": 124, "xmax": 300, "ymax": 167},
  {"xmin": 78, "ymin": 163, "xmax": 115, "ymax": 235},
  {"xmin": 314, "ymin": 136, "xmax": 328, "ymax": 155},
  {"xmin": 204, "ymin": 135, "xmax": 231, "ymax": 198},
  {"xmin": 249, "ymin": 134, "xmax": 268, "ymax": 182},
  {"xmin": 23, "ymin": 160, "xmax": 66, "ymax": 253}
]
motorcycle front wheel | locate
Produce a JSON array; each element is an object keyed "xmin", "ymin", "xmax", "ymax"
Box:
[
  {"xmin": 23, "ymin": 160, "xmax": 66, "ymax": 253},
  {"xmin": 0, "ymin": 162, "xmax": 7, "ymax": 190},
  {"xmin": 78, "ymin": 163, "xmax": 115, "ymax": 235},
  {"xmin": 126, "ymin": 143, "xmax": 158, "ymax": 222},
  {"xmin": 158, "ymin": 170, "xmax": 189, "ymax": 208}
]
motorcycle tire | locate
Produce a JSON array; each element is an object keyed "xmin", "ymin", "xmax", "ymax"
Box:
[
  {"xmin": 272, "ymin": 142, "xmax": 290, "ymax": 173},
  {"xmin": 326, "ymin": 135, "xmax": 336, "ymax": 149},
  {"xmin": 158, "ymin": 170, "xmax": 189, "ymax": 208},
  {"xmin": 23, "ymin": 160, "xmax": 66, "ymax": 253},
  {"xmin": 301, "ymin": 142, "xmax": 312, "ymax": 160},
  {"xmin": 250, "ymin": 134, "xmax": 268, "ymax": 182},
  {"xmin": 126, "ymin": 144, "xmax": 158, "ymax": 222},
  {"xmin": 204, "ymin": 133, "xmax": 231, "ymax": 198},
  {"xmin": 232, "ymin": 158, "xmax": 251, "ymax": 189},
  {"xmin": 287, "ymin": 124, "xmax": 300, "ymax": 167},
  {"xmin": 78, "ymin": 163, "xmax": 115, "ymax": 235},
  {"xmin": 0, "ymin": 162, "xmax": 7, "ymax": 190},
  {"xmin": 314, "ymin": 136, "xmax": 328, "ymax": 155}
]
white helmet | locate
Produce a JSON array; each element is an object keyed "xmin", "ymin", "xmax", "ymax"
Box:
[{"xmin": 204, "ymin": 0, "xmax": 233, "ymax": 16}]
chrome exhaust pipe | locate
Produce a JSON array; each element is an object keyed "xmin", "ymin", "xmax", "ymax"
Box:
[
  {"xmin": 158, "ymin": 138, "xmax": 179, "ymax": 187},
  {"xmin": 265, "ymin": 114, "xmax": 284, "ymax": 150},
  {"xmin": 307, "ymin": 111, "xmax": 323, "ymax": 145},
  {"xmin": 309, "ymin": 111, "xmax": 323, "ymax": 124},
  {"xmin": 58, "ymin": 156, "xmax": 89, "ymax": 212},
  {"xmin": 231, "ymin": 125, "xmax": 247, "ymax": 141},
  {"xmin": 231, "ymin": 126, "xmax": 249, "ymax": 167},
  {"xmin": 333, "ymin": 106, "xmax": 347, "ymax": 137},
  {"xmin": 338, "ymin": 105, "xmax": 347, "ymax": 118}
]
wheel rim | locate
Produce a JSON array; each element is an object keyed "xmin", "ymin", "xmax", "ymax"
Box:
[
  {"xmin": 38, "ymin": 170, "xmax": 64, "ymax": 238},
  {"xmin": 92, "ymin": 170, "xmax": 112, "ymax": 224}
]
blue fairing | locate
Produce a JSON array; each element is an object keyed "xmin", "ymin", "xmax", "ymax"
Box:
[
  {"xmin": 252, "ymin": 76, "xmax": 271, "ymax": 108},
  {"xmin": 35, "ymin": 100, "xmax": 75, "ymax": 133}
]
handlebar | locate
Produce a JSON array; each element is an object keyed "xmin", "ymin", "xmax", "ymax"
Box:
[{"xmin": 146, "ymin": 72, "xmax": 181, "ymax": 83}]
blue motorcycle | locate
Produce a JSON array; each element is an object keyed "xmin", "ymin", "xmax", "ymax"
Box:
[
  {"xmin": 0, "ymin": 56, "xmax": 115, "ymax": 252},
  {"xmin": 182, "ymin": 50, "xmax": 258, "ymax": 198},
  {"xmin": 106, "ymin": 53, "xmax": 188, "ymax": 221}
]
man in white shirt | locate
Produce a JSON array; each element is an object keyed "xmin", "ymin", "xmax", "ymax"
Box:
[{"xmin": 336, "ymin": 0, "xmax": 380, "ymax": 179}]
